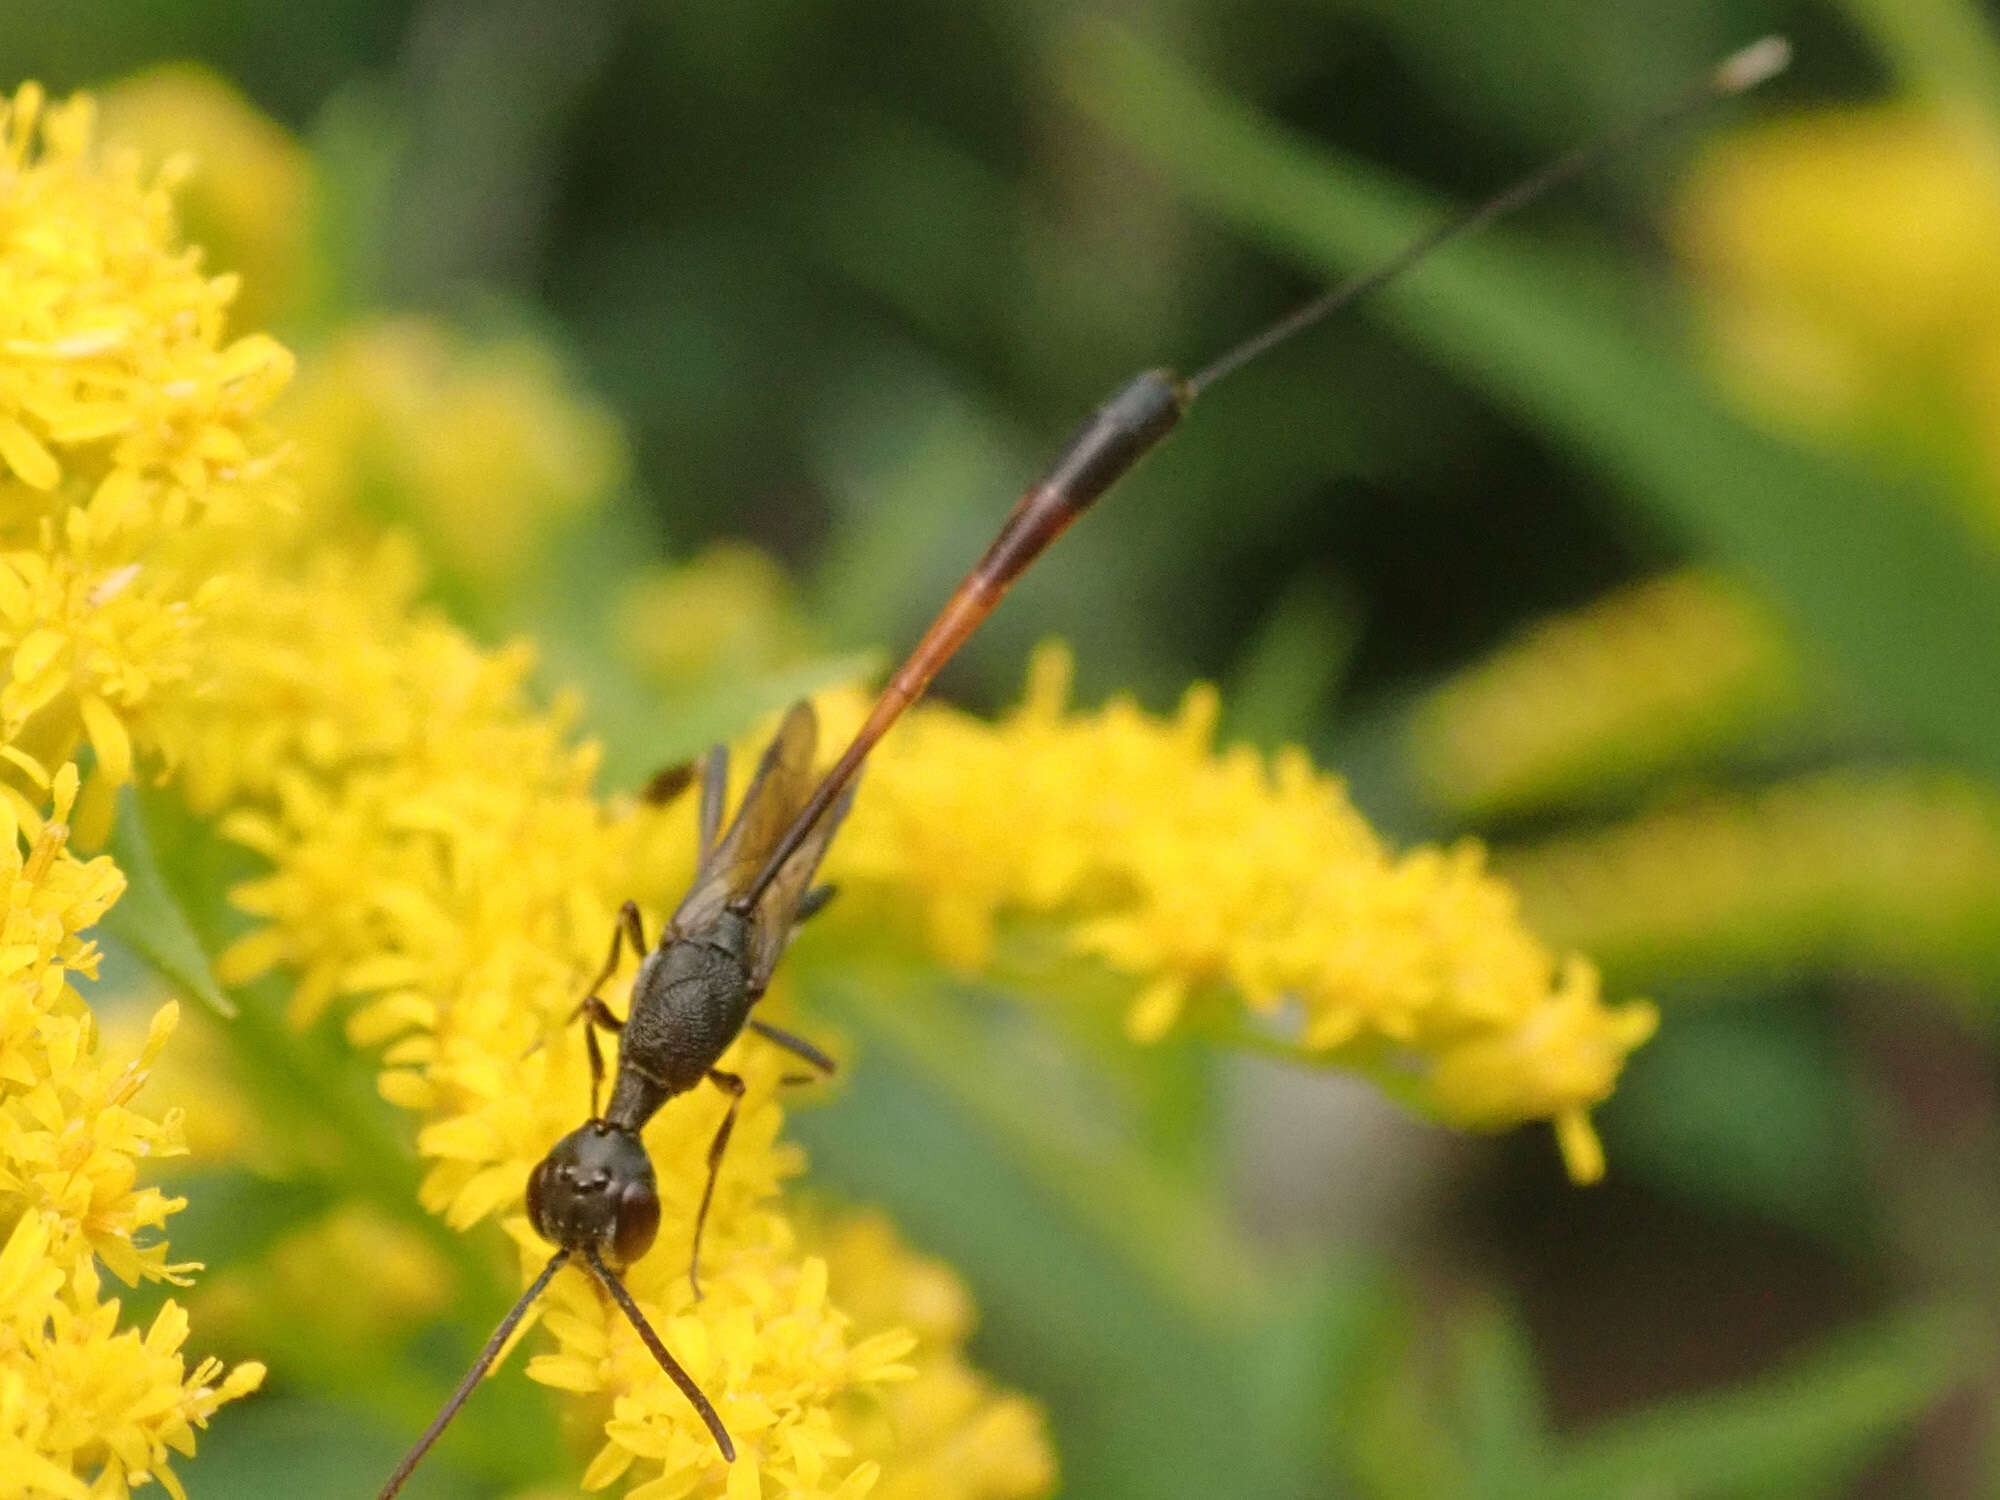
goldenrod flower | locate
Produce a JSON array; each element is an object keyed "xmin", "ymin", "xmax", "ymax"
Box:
[
  {"xmin": 94, "ymin": 1002, "xmax": 261, "ymax": 1170},
  {"xmin": 0, "ymin": 767, "xmax": 264, "ymax": 1496},
  {"xmin": 1, "ymin": 765, "xmax": 175, "ymax": 1284},
  {"xmin": 1501, "ymin": 770, "xmax": 2000, "ymax": 987},
  {"xmin": 0, "ymin": 1212, "xmax": 265, "ymax": 1500},
  {"xmin": 0, "ymin": 61, "xmax": 1650, "ymax": 1496},
  {"xmin": 815, "ymin": 1212, "xmax": 1054, "ymax": 1500},
  {"xmin": 95, "ymin": 65, "xmax": 317, "ymax": 334},
  {"xmin": 1408, "ymin": 570, "xmax": 1802, "ymax": 819},
  {"xmin": 199, "ymin": 546, "xmax": 1041, "ymax": 1496},
  {"xmin": 0, "ymin": 82, "xmax": 293, "ymax": 842},
  {"xmin": 823, "ymin": 646, "xmax": 1655, "ymax": 1183},
  {"xmin": 282, "ymin": 318, "xmax": 624, "ymax": 593}
]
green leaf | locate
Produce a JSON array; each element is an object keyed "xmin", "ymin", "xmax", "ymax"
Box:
[
  {"xmin": 1331, "ymin": 1283, "xmax": 1473, "ymax": 1500},
  {"xmin": 1602, "ymin": 999, "xmax": 1870, "ymax": 1249},
  {"xmin": 1451, "ymin": 1300, "xmax": 1550, "ymax": 1497},
  {"xmin": 1063, "ymin": 25, "xmax": 2000, "ymax": 782},
  {"xmin": 187, "ymin": 1395, "xmax": 486, "ymax": 1500},
  {"xmin": 1538, "ymin": 1304, "xmax": 1972, "ymax": 1500},
  {"xmin": 793, "ymin": 959, "xmax": 1351, "ymax": 1499},
  {"xmin": 102, "ymin": 785, "xmax": 236, "ymax": 1018},
  {"xmin": 1225, "ymin": 570, "xmax": 1362, "ymax": 748}
]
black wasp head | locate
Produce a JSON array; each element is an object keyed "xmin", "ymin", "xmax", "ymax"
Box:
[{"xmin": 526, "ymin": 1121, "xmax": 661, "ymax": 1266}]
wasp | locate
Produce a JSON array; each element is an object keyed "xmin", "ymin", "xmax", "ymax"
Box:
[{"xmin": 376, "ymin": 36, "xmax": 1790, "ymax": 1497}]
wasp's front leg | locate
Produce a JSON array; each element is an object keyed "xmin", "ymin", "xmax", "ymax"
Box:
[{"xmin": 528, "ymin": 901, "xmax": 647, "ymax": 1117}]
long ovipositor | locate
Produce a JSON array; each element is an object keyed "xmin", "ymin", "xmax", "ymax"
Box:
[{"xmin": 727, "ymin": 35, "xmax": 1791, "ymax": 918}]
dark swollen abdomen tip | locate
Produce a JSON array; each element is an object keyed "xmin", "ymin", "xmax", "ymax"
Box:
[{"xmin": 1042, "ymin": 368, "xmax": 1188, "ymax": 515}]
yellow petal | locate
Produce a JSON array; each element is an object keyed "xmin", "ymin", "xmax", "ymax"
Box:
[
  {"xmin": 1554, "ymin": 1108, "xmax": 1606, "ymax": 1185},
  {"xmin": 0, "ymin": 417, "xmax": 60, "ymax": 489}
]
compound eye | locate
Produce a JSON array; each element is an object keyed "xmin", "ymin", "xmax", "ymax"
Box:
[
  {"xmin": 526, "ymin": 1156, "xmax": 554, "ymax": 1240},
  {"xmin": 611, "ymin": 1178, "xmax": 661, "ymax": 1266}
]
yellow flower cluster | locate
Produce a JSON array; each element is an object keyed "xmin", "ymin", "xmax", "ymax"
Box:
[
  {"xmin": 0, "ymin": 84, "xmax": 266, "ymax": 1496},
  {"xmin": 824, "ymin": 647, "xmax": 1655, "ymax": 1183},
  {"xmin": 814, "ymin": 1213, "xmax": 1053, "ymax": 1500},
  {"xmin": 94, "ymin": 65, "xmax": 317, "ymax": 335},
  {"xmin": 0, "ymin": 58, "xmax": 1659, "ymax": 1493},
  {"xmin": 0, "ymin": 82, "xmax": 293, "ymax": 845},
  {"xmin": 282, "ymin": 318, "xmax": 624, "ymax": 593},
  {"xmin": 0, "ymin": 75, "xmax": 1041, "ymax": 1500},
  {"xmin": 1, "ymin": 1213, "xmax": 264, "ymax": 1500},
  {"xmin": 199, "ymin": 540, "xmax": 1052, "ymax": 1496},
  {"xmin": 1501, "ymin": 769, "xmax": 2000, "ymax": 987},
  {"xmin": 1408, "ymin": 570, "xmax": 1801, "ymax": 818},
  {"xmin": 1676, "ymin": 106, "xmax": 2000, "ymax": 519},
  {"xmin": 1, "ymin": 765, "xmax": 265, "ymax": 1498}
]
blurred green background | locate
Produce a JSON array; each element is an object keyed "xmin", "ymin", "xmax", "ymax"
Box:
[{"xmin": 22, "ymin": 0, "xmax": 2000, "ymax": 1495}]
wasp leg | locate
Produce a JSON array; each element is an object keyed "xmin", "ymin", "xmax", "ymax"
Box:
[
  {"xmin": 794, "ymin": 883, "xmax": 838, "ymax": 925},
  {"xmin": 698, "ymin": 743, "xmax": 728, "ymax": 856},
  {"xmin": 640, "ymin": 759, "xmax": 697, "ymax": 805},
  {"xmin": 528, "ymin": 901, "xmax": 646, "ymax": 1117},
  {"xmin": 573, "ymin": 902, "xmax": 648, "ymax": 1028},
  {"xmin": 689, "ymin": 1069, "xmax": 746, "ymax": 1300},
  {"xmin": 579, "ymin": 996, "xmax": 624, "ymax": 1119},
  {"xmin": 748, "ymin": 1018, "xmax": 836, "ymax": 1075}
]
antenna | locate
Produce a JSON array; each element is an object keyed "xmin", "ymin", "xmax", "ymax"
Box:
[
  {"xmin": 735, "ymin": 39, "xmax": 1789, "ymax": 919},
  {"xmin": 586, "ymin": 1247, "xmax": 736, "ymax": 1460},
  {"xmin": 378, "ymin": 1248, "xmax": 737, "ymax": 1500},
  {"xmin": 378, "ymin": 1250, "xmax": 572, "ymax": 1500},
  {"xmin": 1186, "ymin": 35, "xmax": 1791, "ymax": 394}
]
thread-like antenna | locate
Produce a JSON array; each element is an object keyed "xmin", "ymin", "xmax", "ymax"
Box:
[
  {"xmin": 586, "ymin": 1246, "xmax": 736, "ymax": 1460},
  {"xmin": 378, "ymin": 1250, "xmax": 571, "ymax": 1500},
  {"xmin": 1186, "ymin": 35, "xmax": 1790, "ymax": 394},
  {"xmin": 729, "ymin": 40, "xmax": 1791, "ymax": 938}
]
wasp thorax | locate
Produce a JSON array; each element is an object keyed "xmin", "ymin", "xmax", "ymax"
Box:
[{"xmin": 526, "ymin": 1121, "xmax": 661, "ymax": 1266}]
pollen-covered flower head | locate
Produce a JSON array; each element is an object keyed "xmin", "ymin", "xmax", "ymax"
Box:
[
  {"xmin": 820, "ymin": 643, "xmax": 1656, "ymax": 1183},
  {"xmin": 0, "ymin": 81, "xmax": 294, "ymax": 842},
  {"xmin": 282, "ymin": 318, "xmax": 625, "ymax": 593},
  {"xmin": 0, "ymin": 767, "xmax": 264, "ymax": 1496}
]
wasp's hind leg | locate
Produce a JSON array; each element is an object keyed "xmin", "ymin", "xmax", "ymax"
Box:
[
  {"xmin": 683, "ymin": 1027, "xmax": 834, "ymax": 1297},
  {"xmin": 641, "ymin": 745, "xmax": 726, "ymax": 858},
  {"xmin": 794, "ymin": 883, "xmax": 837, "ymax": 925},
  {"xmin": 748, "ymin": 1019, "xmax": 836, "ymax": 1080},
  {"xmin": 640, "ymin": 760, "xmax": 697, "ymax": 806},
  {"xmin": 688, "ymin": 1069, "xmax": 747, "ymax": 1300}
]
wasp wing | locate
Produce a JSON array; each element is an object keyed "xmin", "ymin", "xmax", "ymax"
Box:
[
  {"xmin": 669, "ymin": 702, "xmax": 818, "ymax": 936},
  {"xmin": 746, "ymin": 778, "xmax": 856, "ymax": 995}
]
